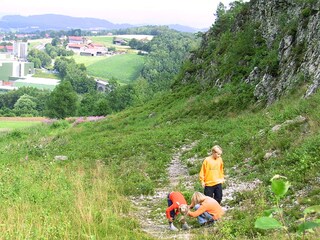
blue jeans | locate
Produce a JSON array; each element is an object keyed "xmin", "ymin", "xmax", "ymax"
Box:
[{"xmin": 194, "ymin": 204, "xmax": 214, "ymax": 225}]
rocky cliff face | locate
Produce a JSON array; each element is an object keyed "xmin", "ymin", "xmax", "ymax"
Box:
[
  {"xmin": 249, "ymin": 0, "xmax": 320, "ymax": 103},
  {"xmin": 183, "ymin": 0, "xmax": 320, "ymax": 105}
]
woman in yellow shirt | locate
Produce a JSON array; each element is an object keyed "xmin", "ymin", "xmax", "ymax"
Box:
[{"xmin": 199, "ymin": 145, "xmax": 224, "ymax": 204}]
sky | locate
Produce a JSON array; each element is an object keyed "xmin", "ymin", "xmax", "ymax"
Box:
[{"xmin": 0, "ymin": 0, "xmax": 248, "ymax": 29}]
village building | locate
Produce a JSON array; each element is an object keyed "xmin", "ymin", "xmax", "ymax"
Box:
[
  {"xmin": 95, "ymin": 79, "xmax": 110, "ymax": 92},
  {"xmin": 68, "ymin": 36, "xmax": 88, "ymax": 44},
  {"xmin": 0, "ymin": 41, "xmax": 35, "ymax": 91},
  {"xmin": 0, "ymin": 45, "xmax": 13, "ymax": 53},
  {"xmin": 113, "ymin": 37, "xmax": 127, "ymax": 45},
  {"xmin": 66, "ymin": 44, "xmax": 86, "ymax": 55},
  {"xmin": 66, "ymin": 41, "xmax": 108, "ymax": 56}
]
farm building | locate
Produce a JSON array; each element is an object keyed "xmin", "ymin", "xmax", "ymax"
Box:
[
  {"xmin": 67, "ymin": 42, "xmax": 108, "ymax": 56},
  {"xmin": 0, "ymin": 59, "xmax": 34, "ymax": 81}
]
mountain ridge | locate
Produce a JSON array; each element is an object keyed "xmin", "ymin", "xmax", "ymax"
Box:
[{"xmin": 0, "ymin": 14, "xmax": 204, "ymax": 33}]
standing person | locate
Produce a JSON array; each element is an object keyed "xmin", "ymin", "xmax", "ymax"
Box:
[
  {"xmin": 166, "ymin": 191, "xmax": 190, "ymax": 231},
  {"xmin": 199, "ymin": 145, "xmax": 224, "ymax": 204},
  {"xmin": 187, "ymin": 192, "xmax": 224, "ymax": 226}
]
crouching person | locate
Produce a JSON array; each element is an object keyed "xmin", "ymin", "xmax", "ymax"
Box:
[
  {"xmin": 166, "ymin": 191, "xmax": 190, "ymax": 231},
  {"xmin": 187, "ymin": 192, "xmax": 224, "ymax": 227}
]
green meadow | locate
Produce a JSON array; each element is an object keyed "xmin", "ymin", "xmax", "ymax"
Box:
[
  {"xmin": 90, "ymin": 36, "xmax": 114, "ymax": 46},
  {"xmin": 73, "ymin": 54, "xmax": 145, "ymax": 84},
  {"xmin": 0, "ymin": 119, "xmax": 43, "ymax": 134}
]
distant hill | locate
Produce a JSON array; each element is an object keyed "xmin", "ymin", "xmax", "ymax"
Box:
[
  {"xmin": 167, "ymin": 24, "xmax": 207, "ymax": 33},
  {"xmin": 0, "ymin": 14, "xmax": 133, "ymax": 31},
  {"xmin": 0, "ymin": 14, "xmax": 204, "ymax": 33}
]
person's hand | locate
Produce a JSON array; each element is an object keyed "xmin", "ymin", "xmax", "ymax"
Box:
[
  {"xmin": 201, "ymin": 182, "xmax": 205, "ymax": 188},
  {"xmin": 169, "ymin": 218, "xmax": 173, "ymax": 223}
]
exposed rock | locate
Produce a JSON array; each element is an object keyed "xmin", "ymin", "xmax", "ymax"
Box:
[
  {"xmin": 271, "ymin": 115, "xmax": 307, "ymax": 132},
  {"xmin": 249, "ymin": 0, "xmax": 320, "ymax": 103},
  {"xmin": 54, "ymin": 155, "xmax": 68, "ymax": 161},
  {"xmin": 244, "ymin": 67, "xmax": 261, "ymax": 84},
  {"xmin": 264, "ymin": 150, "xmax": 279, "ymax": 160}
]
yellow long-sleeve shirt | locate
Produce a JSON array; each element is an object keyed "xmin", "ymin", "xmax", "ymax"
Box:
[{"xmin": 199, "ymin": 156, "xmax": 224, "ymax": 186}]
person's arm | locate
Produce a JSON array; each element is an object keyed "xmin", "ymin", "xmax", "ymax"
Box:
[
  {"xmin": 199, "ymin": 159, "xmax": 206, "ymax": 187},
  {"xmin": 220, "ymin": 159, "xmax": 225, "ymax": 182},
  {"xmin": 166, "ymin": 204, "xmax": 176, "ymax": 222},
  {"xmin": 188, "ymin": 204, "xmax": 206, "ymax": 218}
]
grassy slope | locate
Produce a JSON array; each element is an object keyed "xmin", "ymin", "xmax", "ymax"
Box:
[{"xmin": 0, "ymin": 85, "xmax": 319, "ymax": 239}]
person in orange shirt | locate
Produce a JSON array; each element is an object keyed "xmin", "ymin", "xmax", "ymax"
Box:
[
  {"xmin": 199, "ymin": 145, "xmax": 224, "ymax": 204},
  {"xmin": 166, "ymin": 191, "xmax": 190, "ymax": 231},
  {"xmin": 187, "ymin": 192, "xmax": 224, "ymax": 226}
]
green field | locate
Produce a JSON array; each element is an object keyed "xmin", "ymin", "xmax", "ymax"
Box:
[
  {"xmin": 14, "ymin": 82, "xmax": 57, "ymax": 90},
  {"xmin": 33, "ymin": 69, "xmax": 59, "ymax": 79},
  {"xmin": 72, "ymin": 54, "xmax": 145, "ymax": 84},
  {"xmin": 0, "ymin": 120, "xmax": 42, "ymax": 133},
  {"xmin": 90, "ymin": 36, "xmax": 114, "ymax": 46}
]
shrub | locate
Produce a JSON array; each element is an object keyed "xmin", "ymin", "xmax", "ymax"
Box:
[{"xmin": 255, "ymin": 175, "xmax": 320, "ymax": 239}]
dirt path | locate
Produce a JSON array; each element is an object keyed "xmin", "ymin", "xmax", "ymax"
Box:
[
  {"xmin": 130, "ymin": 142, "xmax": 262, "ymax": 239},
  {"xmin": 130, "ymin": 142, "xmax": 198, "ymax": 239}
]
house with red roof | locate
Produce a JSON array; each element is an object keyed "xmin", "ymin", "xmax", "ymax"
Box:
[
  {"xmin": 0, "ymin": 45, "xmax": 13, "ymax": 53},
  {"xmin": 66, "ymin": 41, "xmax": 108, "ymax": 56},
  {"xmin": 68, "ymin": 36, "xmax": 88, "ymax": 44}
]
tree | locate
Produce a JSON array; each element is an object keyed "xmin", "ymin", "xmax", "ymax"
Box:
[
  {"xmin": 107, "ymin": 84, "xmax": 135, "ymax": 112},
  {"xmin": 78, "ymin": 91, "xmax": 111, "ymax": 116},
  {"xmin": 13, "ymin": 94, "xmax": 38, "ymax": 116},
  {"xmin": 28, "ymin": 49, "xmax": 52, "ymax": 68},
  {"xmin": 51, "ymin": 37, "xmax": 61, "ymax": 46},
  {"xmin": 132, "ymin": 77, "xmax": 153, "ymax": 105},
  {"xmin": 64, "ymin": 64, "xmax": 95, "ymax": 94},
  {"xmin": 46, "ymin": 81, "xmax": 78, "ymax": 119}
]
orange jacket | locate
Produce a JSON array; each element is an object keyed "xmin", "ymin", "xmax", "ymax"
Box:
[
  {"xmin": 188, "ymin": 197, "xmax": 224, "ymax": 220},
  {"xmin": 166, "ymin": 192, "xmax": 187, "ymax": 220},
  {"xmin": 199, "ymin": 156, "xmax": 224, "ymax": 186}
]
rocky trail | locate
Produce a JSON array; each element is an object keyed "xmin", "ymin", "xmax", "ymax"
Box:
[{"xmin": 130, "ymin": 142, "xmax": 261, "ymax": 239}]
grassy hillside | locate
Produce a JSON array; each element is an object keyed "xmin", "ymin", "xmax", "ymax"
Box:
[
  {"xmin": 72, "ymin": 54, "xmax": 145, "ymax": 84},
  {"xmin": 0, "ymin": 83, "xmax": 319, "ymax": 239}
]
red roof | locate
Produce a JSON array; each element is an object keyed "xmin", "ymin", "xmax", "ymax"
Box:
[
  {"xmin": 0, "ymin": 45, "xmax": 13, "ymax": 51},
  {"xmin": 91, "ymin": 43, "xmax": 104, "ymax": 47},
  {"xmin": 68, "ymin": 36, "xmax": 83, "ymax": 41},
  {"xmin": 67, "ymin": 44, "xmax": 85, "ymax": 48}
]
